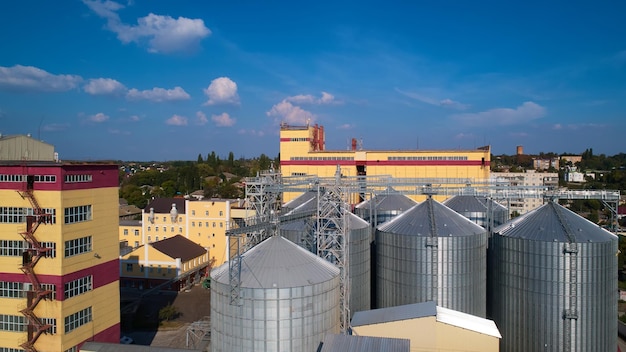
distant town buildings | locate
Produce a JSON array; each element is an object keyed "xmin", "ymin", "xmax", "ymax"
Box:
[{"xmin": 491, "ymin": 170, "xmax": 559, "ymax": 215}]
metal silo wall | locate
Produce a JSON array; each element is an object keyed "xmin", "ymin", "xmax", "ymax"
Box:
[
  {"xmin": 490, "ymin": 236, "xmax": 617, "ymax": 352},
  {"xmin": 349, "ymin": 222, "xmax": 371, "ymax": 315},
  {"xmin": 210, "ymin": 275, "xmax": 341, "ymax": 352},
  {"xmin": 279, "ymin": 221, "xmax": 311, "ymax": 251},
  {"xmin": 376, "ymin": 230, "xmax": 487, "ymax": 317}
]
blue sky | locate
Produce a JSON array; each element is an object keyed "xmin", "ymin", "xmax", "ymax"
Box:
[{"xmin": 0, "ymin": 1, "xmax": 625, "ymax": 161}]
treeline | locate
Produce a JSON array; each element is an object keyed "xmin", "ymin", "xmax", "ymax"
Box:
[{"xmin": 119, "ymin": 152, "xmax": 278, "ymax": 208}]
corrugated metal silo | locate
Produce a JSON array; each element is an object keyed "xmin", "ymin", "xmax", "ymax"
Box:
[
  {"xmin": 210, "ymin": 236, "xmax": 341, "ymax": 352},
  {"xmin": 279, "ymin": 202, "xmax": 372, "ymax": 316},
  {"xmin": 376, "ymin": 196, "xmax": 487, "ymax": 317},
  {"xmin": 282, "ymin": 189, "xmax": 317, "ymax": 213},
  {"xmin": 443, "ymin": 195, "xmax": 509, "ymax": 231},
  {"xmin": 490, "ymin": 201, "xmax": 617, "ymax": 352}
]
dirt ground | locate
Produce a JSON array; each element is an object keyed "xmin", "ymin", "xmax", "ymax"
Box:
[{"xmin": 123, "ymin": 284, "xmax": 211, "ymax": 350}]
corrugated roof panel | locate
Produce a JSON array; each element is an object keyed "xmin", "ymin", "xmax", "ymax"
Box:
[
  {"xmin": 377, "ymin": 197, "xmax": 485, "ymax": 237},
  {"xmin": 320, "ymin": 334, "xmax": 410, "ymax": 352},
  {"xmin": 283, "ymin": 190, "xmax": 317, "ymax": 210},
  {"xmin": 351, "ymin": 301, "xmax": 436, "ymax": 327},
  {"xmin": 494, "ymin": 201, "xmax": 616, "ymax": 242},
  {"xmin": 211, "ymin": 236, "xmax": 339, "ymax": 288},
  {"xmin": 443, "ymin": 195, "xmax": 507, "ymax": 212}
]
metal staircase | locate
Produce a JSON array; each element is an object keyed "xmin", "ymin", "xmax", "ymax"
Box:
[{"xmin": 17, "ymin": 176, "xmax": 52, "ymax": 352}]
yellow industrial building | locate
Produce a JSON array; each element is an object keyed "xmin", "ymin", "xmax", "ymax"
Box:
[
  {"xmin": 351, "ymin": 301, "xmax": 501, "ymax": 352},
  {"xmin": 0, "ymin": 159, "xmax": 120, "ymax": 350},
  {"xmin": 279, "ymin": 123, "xmax": 491, "ymax": 202}
]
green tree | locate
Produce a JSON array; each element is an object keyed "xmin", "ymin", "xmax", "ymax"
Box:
[
  {"xmin": 158, "ymin": 303, "xmax": 179, "ymax": 322},
  {"xmin": 197, "ymin": 153, "xmax": 204, "ymax": 163}
]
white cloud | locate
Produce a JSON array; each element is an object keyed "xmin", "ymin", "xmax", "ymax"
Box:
[
  {"xmin": 266, "ymin": 100, "xmax": 315, "ymax": 125},
  {"xmin": 42, "ymin": 123, "xmax": 70, "ymax": 132},
  {"xmin": 212, "ymin": 112, "xmax": 236, "ymax": 127},
  {"xmin": 166, "ymin": 114, "xmax": 187, "ymax": 126},
  {"xmin": 0, "ymin": 65, "xmax": 82, "ymax": 92},
  {"xmin": 196, "ymin": 111, "xmax": 208, "ymax": 125},
  {"xmin": 126, "ymin": 86, "xmax": 190, "ymax": 102},
  {"xmin": 237, "ymin": 129, "xmax": 265, "ymax": 136},
  {"xmin": 84, "ymin": 78, "xmax": 126, "ymax": 95},
  {"xmin": 451, "ymin": 101, "xmax": 546, "ymax": 126},
  {"xmin": 89, "ymin": 112, "xmax": 110, "ymax": 122},
  {"xmin": 337, "ymin": 123, "xmax": 355, "ymax": 130},
  {"xmin": 83, "ymin": 0, "xmax": 211, "ymax": 54},
  {"xmin": 285, "ymin": 91, "xmax": 338, "ymax": 105},
  {"xmin": 108, "ymin": 128, "xmax": 130, "ymax": 135},
  {"xmin": 203, "ymin": 77, "xmax": 239, "ymax": 105},
  {"xmin": 129, "ymin": 115, "xmax": 140, "ymax": 121},
  {"xmin": 396, "ymin": 88, "xmax": 469, "ymax": 110}
]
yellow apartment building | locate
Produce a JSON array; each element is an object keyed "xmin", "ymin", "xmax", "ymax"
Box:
[
  {"xmin": 351, "ymin": 301, "xmax": 501, "ymax": 352},
  {"xmin": 279, "ymin": 123, "xmax": 491, "ymax": 202},
  {"xmin": 119, "ymin": 235, "xmax": 209, "ymax": 290},
  {"xmin": 0, "ymin": 161, "xmax": 120, "ymax": 352}
]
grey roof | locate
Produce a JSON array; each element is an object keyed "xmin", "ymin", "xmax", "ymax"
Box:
[
  {"xmin": 443, "ymin": 195, "xmax": 507, "ymax": 213},
  {"xmin": 355, "ymin": 188, "xmax": 416, "ymax": 212},
  {"xmin": 283, "ymin": 190, "xmax": 317, "ymax": 210},
  {"xmin": 119, "ymin": 219, "xmax": 141, "ymax": 227},
  {"xmin": 494, "ymin": 201, "xmax": 616, "ymax": 242},
  {"xmin": 211, "ymin": 236, "xmax": 339, "ymax": 288},
  {"xmin": 319, "ymin": 334, "xmax": 410, "ymax": 352},
  {"xmin": 351, "ymin": 301, "xmax": 436, "ymax": 327},
  {"xmin": 377, "ymin": 197, "xmax": 486, "ymax": 237},
  {"xmin": 80, "ymin": 342, "xmax": 192, "ymax": 352}
]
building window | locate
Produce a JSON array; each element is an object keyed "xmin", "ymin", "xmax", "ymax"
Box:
[
  {"xmin": 213, "ymin": 222, "xmax": 216, "ymax": 227},
  {"xmin": 155, "ymin": 227, "xmax": 159, "ymax": 232},
  {"xmin": 64, "ymin": 276, "xmax": 92, "ymax": 299},
  {"xmin": 64, "ymin": 205, "xmax": 92, "ymax": 224},
  {"xmin": 0, "ymin": 314, "xmax": 27, "ymax": 332},
  {"xmin": 192, "ymin": 222, "xmax": 195, "ymax": 227},
  {"xmin": 205, "ymin": 211, "xmax": 209, "ymax": 216},
  {"xmin": 212, "ymin": 233, "xmax": 215, "ymax": 237},
  {"xmin": 147, "ymin": 226, "xmax": 151, "ymax": 232},
  {"xmin": 179, "ymin": 227, "xmax": 182, "ymax": 233},
  {"xmin": 191, "ymin": 210, "xmax": 195, "ymax": 216},
  {"xmin": 198, "ymin": 222, "xmax": 202, "ymax": 227},
  {"xmin": 220, "ymin": 222, "xmax": 223, "ymax": 228},
  {"xmin": 157, "ymin": 266, "xmax": 162, "ymax": 273},
  {"xmin": 134, "ymin": 241, "xmax": 139, "ymax": 247},
  {"xmin": 0, "ymin": 282, "xmax": 56, "ymax": 299},
  {"xmin": 205, "ymin": 222, "xmax": 208, "ymax": 227},
  {"xmin": 126, "ymin": 263, "xmax": 133, "ymax": 272},
  {"xmin": 0, "ymin": 240, "xmax": 56, "ymax": 258},
  {"xmin": 219, "ymin": 211, "xmax": 223, "ymax": 216},
  {"xmin": 65, "ymin": 346, "xmax": 79, "ymax": 352},
  {"xmin": 140, "ymin": 265, "xmax": 144, "ymax": 272},
  {"xmin": 171, "ymin": 227, "xmax": 174, "ymax": 232},
  {"xmin": 0, "ymin": 207, "xmax": 56, "ymax": 224},
  {"xmin": 156, "ymin": 236, "xmax": 159, "ymax": 241},
  {"xmin": 64, "ymin": 307, "xmax": 92, "ymax": 333},
  {"xmin": 134, "ymin": 230, "xmax": 139, "ymax": 236},
  {"xmin": 64, "ymin": 174, "xmax": 92, "ymax": 183},
  {"xmin": 123, "ymin": 229, "xmax": 128, "ymax": 236},
  {"xmin": 163, "ymin": 216, "xmax": 166, "ymax": 222},
  {"xmin": 163, "ymin": 226, "xmax": 166, "ymax": 232},
  {"xmin": 178, "ymin": 217, "xmax": 182, "ymax": 222},
  {"xmin": 148, "ymin": 236, "xmax": 151, "ymax": 242},
  {"xmin": 64, "ymin": 236, "xmax": 91, "ymax": 257}
]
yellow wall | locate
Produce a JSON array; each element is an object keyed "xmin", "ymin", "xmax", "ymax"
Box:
[
  {"xmin": 352, "ymin": 316, "xmax": 499, "ymax": 352},
  {"xmin": 120, "ymin": 243, "xmax": 209, "ymax": 280},
  {"xmin": 119, "ymin": 224, "xmax": 141, "ymax": 247},
  {"xmin": 143, "ymin": 211, "xmax": 186, "ymax": 243}
]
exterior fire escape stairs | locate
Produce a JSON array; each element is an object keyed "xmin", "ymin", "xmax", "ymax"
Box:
[{"xmin": 17, "ymin": 175, "xmax": 53, "ymax": 352}]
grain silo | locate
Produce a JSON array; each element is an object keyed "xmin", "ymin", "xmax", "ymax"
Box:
[
  {"xmin": 279, "ymin": 201, "xmax": 372, "ymax": 316},
  {"xmin": 376, "ymin": 196, "xmax": 487, "ymax": 317},
  {"xmin": 210, "ymin": 236, "xmax": 340, "ymax": 352},
  {"xmin": 355, "ymin": 187, "xmax": 417, "ymax": 231},
  {"xmin": 443, "ymin": 195, "xmax": 509, "ymax": 231},
  {"xmin": 490, "ymin": 201, "xmax": 617, "ymax": 352},
  {"xmin": 282, "ymin": 189, "xmax": 317, "ymax": 213}
]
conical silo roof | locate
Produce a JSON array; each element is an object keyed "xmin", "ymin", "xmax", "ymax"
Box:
[
  {"xmin": 212, "ymin": 236, "xmax": 339, "ymax": 288},
  {"xmin": 355, "ymin": 188, "xmax": 416, "ymax": 212},
  {"xmin": 443, "ymin": 195, "xmax": 507, "ymax": 213},
  {"xmin": 283, "ymin": 189, "xmax": 317, "ymax": 210},
  {"xmin": 493, "ymin": 201, "xmax": 615, "ymax": 242},
  {"xmin": 347, "ymin": 212, "xmax": 369, "ymax": 229},
  {"xmin": 378, "ymin": 197, "xmax": 485, "ymax": 237}
]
